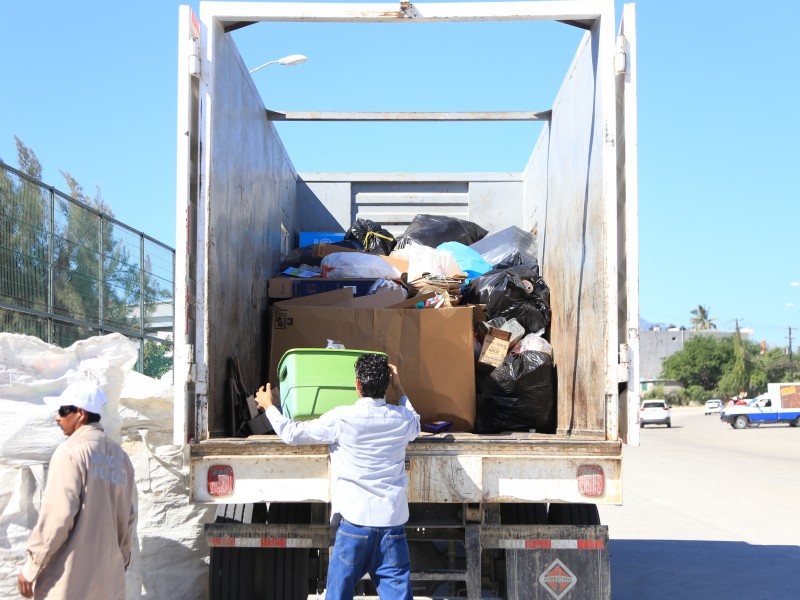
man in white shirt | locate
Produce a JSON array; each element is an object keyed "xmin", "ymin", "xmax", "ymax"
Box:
[{"xmin": 256, "ymin": 353, "xmax": 420, "ymax": 600}]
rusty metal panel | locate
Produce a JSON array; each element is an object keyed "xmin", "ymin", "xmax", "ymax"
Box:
[
  {"xmin": 199, "ymin": 14, "xmax": 298, "ymax": 438},
  {"xmin": 266, "ymin": 110, "xmax": 552, "ymax": 121},
  {"xmin": 192, "ymin": 455, "xmax": 330, "ymax": 503},
  {"xmin": 204, "ymin": 1, "xmax": 604, "ymax": 25},
  {"xmin": 524, "ymin": 23, "xmax": 614, "ymax": 438}
]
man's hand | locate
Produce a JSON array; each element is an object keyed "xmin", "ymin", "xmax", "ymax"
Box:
[
  {"xmin": 18, "ymin": 573, "xmax": 33, "ymax": 598},
  {"xmin": 388, "ymin": 364, "xmax": 406, "ymax": 398},
  {"xmin": 255, "ymin": 384, "xmax": 278, "ymax": 411}
]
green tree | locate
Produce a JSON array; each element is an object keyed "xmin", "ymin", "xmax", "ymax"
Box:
[
  {"xmin": 661, "ymin": 335, "xmax": 734, "ymax": 390},
  {"xmin": 1, "ymin": 137, "xmax": 51, "ymax": 336},
  {"xmin": 728, "ymin": 322, "xmax": 751, "ymax": 397},
  {"xmin": 689, "ymin": 304, "xmax": 717, "ymax": 331},
  {"xmin": 143, "ymin": 338, "xmax": 173, "ymax": 379},
  {"xmin": 2, "ymin": 138, "xmax": 171, "ymax": 354},
  {"xmin": 751, "ymin": 347, "xmax": 793, "ymax": 388}
]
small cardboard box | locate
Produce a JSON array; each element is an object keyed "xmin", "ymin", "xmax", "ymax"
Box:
[
  {"xmin": 268, "ymin": 293, "xmax": 476, "ymax": 430},
  {"xmin": 479, "ymin": 327, "xmax": 513, "ymax": 368}
]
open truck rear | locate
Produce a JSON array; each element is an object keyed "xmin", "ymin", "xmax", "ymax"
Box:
[{"xmin": 174, "ymin": 2, "xmax": 639, "ymax": 598}]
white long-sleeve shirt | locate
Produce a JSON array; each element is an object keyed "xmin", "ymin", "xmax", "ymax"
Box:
[{"xmin": 266, "ymin": 396, "xmax": 420, "ymax": 527}]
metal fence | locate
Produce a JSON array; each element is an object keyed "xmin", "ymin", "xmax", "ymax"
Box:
[{"xmin": 0, "ymin": 161, "xmax": 175, "ymax": 378}]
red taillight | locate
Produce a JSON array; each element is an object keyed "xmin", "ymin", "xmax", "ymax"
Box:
[
  {"xmin": 208, "ymin": 465, "xmax": 234, "ymax": 497},
  {"xmin": 663, "ymin": 406, "xmax": 669, "ymax": 410},
  {"xmin": 577, "ymin": 465, "xmax": 605, "ymax": 497}
]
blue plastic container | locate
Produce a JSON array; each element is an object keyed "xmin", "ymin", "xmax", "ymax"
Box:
[{"xmin": 298, "ymin": 231, "xmax": 345, "ymax": 247}]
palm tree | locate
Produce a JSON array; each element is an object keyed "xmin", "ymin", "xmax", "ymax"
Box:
[{"xmin": 689, "ymin": 304, "xmax": 717, "ymax": 331}]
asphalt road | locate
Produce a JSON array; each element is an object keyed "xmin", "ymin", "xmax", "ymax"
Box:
[{"xmin": 599, "ymin": 407, "xmax": 800, "ymax": 600}]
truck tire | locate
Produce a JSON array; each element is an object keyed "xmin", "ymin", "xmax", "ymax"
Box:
[
  {"xmin": 210, "ymin": 546, "xmax": 256, "ymax": 600},
  {"xmin": 733, "ymin": 415, "xmax": 749, "ymax": 430},
  {"xmin": 501, "ymin": 503, "xmax": 548, "ymax": 524},
  {"xmin": 546, "ymin": 503, "xmax": 601, "ymax": 525},
  {"xmin": 791, "ymin": 417, "xmax": 800, "ymax": 427},
  {"xmin": 260, "ymin": 503, "xmax": 312, "ymax": 600}
]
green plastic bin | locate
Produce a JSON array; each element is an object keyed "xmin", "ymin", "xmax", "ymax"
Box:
[{"xmin": 277, "ymin": 348, "xmax": 388, "ymax": 420}]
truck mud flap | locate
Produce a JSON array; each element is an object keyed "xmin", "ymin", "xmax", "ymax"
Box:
[{"xmin": 483, "ymin": 524, "xmax": 610, "ymax": 600}]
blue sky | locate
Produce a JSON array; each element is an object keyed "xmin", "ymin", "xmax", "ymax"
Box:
[{"xmin": 2, "ymin": 1, "xmax": 798, "ymax": 347}]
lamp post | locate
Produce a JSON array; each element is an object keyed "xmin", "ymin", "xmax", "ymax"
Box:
[{"xmin": 249, "ymin": 54, "xmax": 308, "ymax": 74}]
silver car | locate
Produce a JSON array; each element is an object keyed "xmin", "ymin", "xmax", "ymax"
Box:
[
  {"xmin": 704, "ymin": 399, "xmax": 723, "ymax": 415},
  {"xmin": 639, "ymin": 400, "xmax": 672, "ymax": 428}
]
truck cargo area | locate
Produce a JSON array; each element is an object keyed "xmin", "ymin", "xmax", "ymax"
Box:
[{"xmin": 175, "ymin": 2, "xmax": 638, "ymax": 598}]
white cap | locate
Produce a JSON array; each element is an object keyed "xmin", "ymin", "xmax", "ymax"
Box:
[{"xmin": 43, "ymin": 381, "xmax": 108, "ymax": 414}]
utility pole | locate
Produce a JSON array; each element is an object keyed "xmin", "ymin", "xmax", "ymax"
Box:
[{"xmin": 788, "ymin": 327, "xmax": 795, "ymax": 381}]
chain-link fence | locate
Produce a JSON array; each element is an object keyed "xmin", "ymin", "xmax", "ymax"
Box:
[{"xmin": 0, "ymin": 161, "xmax": 175, "ymax": 379}]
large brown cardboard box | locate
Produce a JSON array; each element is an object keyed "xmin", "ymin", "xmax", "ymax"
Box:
[{"xmin": 268, "ymin": 295, "xmax": 476, "ymax": 431}]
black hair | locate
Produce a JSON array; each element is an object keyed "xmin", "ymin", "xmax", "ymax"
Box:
[
  {"xmin": 85, "ymin": 411, "xmax": 101, "ymax": 423},
  {"xmin": 354, "ymin": 353, "xmax": 390, "ymax": 399}
]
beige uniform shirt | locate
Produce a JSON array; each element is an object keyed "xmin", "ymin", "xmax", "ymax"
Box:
[{"xmin": 22, "ymin": 423, "xmax": 136, "ymax": 600}]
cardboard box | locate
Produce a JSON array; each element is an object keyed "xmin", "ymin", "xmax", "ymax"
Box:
[
  {"xmin": 479, "ymin": 327, "xmax": 513, "ymax": 368},
  {"xmin": 313, "ymin": 243, "xmax": 360, "ymax": 259},
  {"xmin": 268, "ymin": 277, "xmax": 379, "ymax": 299},
  {"xmin": 268, "ymin": 294, "xmax": 476, "ymax": 431}
]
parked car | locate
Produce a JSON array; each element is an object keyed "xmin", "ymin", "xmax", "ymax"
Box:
[
  {"xmin": 704, "ymin": 399, "xmax": 723, "ymax": 415},
  {"xmin": 640, "ymin": 400, "xmax": 672, "ymax": 428}
]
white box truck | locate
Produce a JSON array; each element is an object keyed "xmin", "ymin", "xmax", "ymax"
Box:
[{"xmin": 174, "ymin": 2, "xmax": 639, "ymax": 598}]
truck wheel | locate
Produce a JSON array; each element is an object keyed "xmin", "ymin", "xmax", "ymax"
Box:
[
  {"xmin": 792, "ymin": 417, "xmax": 800, "ymax": 427},
  {"xmin": 256, "ymin": 503, "xmax": 312, "ymax": 600},
  {"xmin": 546, "ymin": 503, "xmax": 600, "ymax": 525},
  {"xmin": 501, "ymin": 503, "xmax": 548, "ymax": 524},
  {"xmin": 733, "ymin": 415, "xmax": 749, "ymax": 430}
]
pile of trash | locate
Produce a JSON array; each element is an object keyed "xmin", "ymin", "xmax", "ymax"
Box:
[{"xmin": 269, "ymin": 214, "xmax": 555, "ymax": 435}]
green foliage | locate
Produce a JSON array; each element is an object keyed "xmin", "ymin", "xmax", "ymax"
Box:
[
  {"xmin": 661, "ymin": 335, "xmax": 735, "ymax": 390},
  {"xmin": 728, "ymin": 324, "xmax": 751, "ymax": 396},
  {"xmin": 642, "ymin": 385, "xmax": 665, "ymax": 400},
  {"xmin": 143, "ymin": 339, "xmax": 173, "ymax": 379},
  {"xmin": 660, "ymin": 328, "xmax": 791, "ymax": 398},
  {"xmin": 690, "ymin": 304, "xmax": 717, "ymax": 331},
  {"xmin": 684, "ymin": 385, "xmax": 712, "ymax": 402},
  {"xmin": 1, "ymin": 139, "xmax": 172, "ymax": 361}
]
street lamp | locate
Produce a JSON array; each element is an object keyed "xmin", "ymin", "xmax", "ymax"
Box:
[{"xmin": 249, "ymin": 54, "xmax": 308, "ymax": 74}]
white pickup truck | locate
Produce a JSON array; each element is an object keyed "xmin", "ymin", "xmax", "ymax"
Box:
[{"xmin": 720, "ymin": 383, "xmax": 800, "ymax": 429}]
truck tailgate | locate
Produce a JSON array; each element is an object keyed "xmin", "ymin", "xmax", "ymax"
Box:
[{"xmin": 190, "ymin": 433, "xmax": 622, "ymax": 505}]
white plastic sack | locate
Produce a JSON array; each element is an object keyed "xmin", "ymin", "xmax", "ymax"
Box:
[
  {"xmin": 321, "ymin": 252, "xmax": 401, "ymax": 279},
  {"xmin": 391, "ymin": 244, "xmax": 461, "ymax": 283},
  {"xmin": 0, "ymin": 333, "xmax": 138, "ymax": 600},
  {"xmin": 513, "ymin": 332, "xmax": 554, "ymax": 357}
]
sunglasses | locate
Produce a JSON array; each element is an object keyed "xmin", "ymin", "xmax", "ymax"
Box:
[{"xmin": 58, "ymin": 406, "xmax": 79, "ymax": 417}]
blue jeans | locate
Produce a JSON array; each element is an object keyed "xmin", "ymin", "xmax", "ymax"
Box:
[{"xmin": 326, "ymin": 519, "xmax": 412, "ymax": 600}]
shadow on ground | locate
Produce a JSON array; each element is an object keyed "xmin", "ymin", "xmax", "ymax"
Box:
[{"xmin": 610, "ymin": 539, "xmax": 800, "ymax": 600}]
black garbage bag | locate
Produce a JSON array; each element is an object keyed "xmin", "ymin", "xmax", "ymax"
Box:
[
  {"xmin": 395, "ymin": 214, "xmax": 488, "ymax": 249},
  {"xmin": 279, "ymin": 239, "xmax": 361, "ymax": 271},
  {"xmin": 344, "ymin": 218, "xmax": 395, "ymax": 255},
  {"xmin": 475, "ymin": 351, "xmax": 555, "ymax": 434},
  {"xmin": 493, "ymin": 251, "xmax": 536, "ymax": 270},
  {"xmin": 462, "ymin": 265, "xmax": 551, "ymax": 333}
]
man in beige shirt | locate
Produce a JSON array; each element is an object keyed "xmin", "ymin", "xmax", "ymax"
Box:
[{"xmin": 17, "ymin": 381, "xmax": 136, "ymax": 600}]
